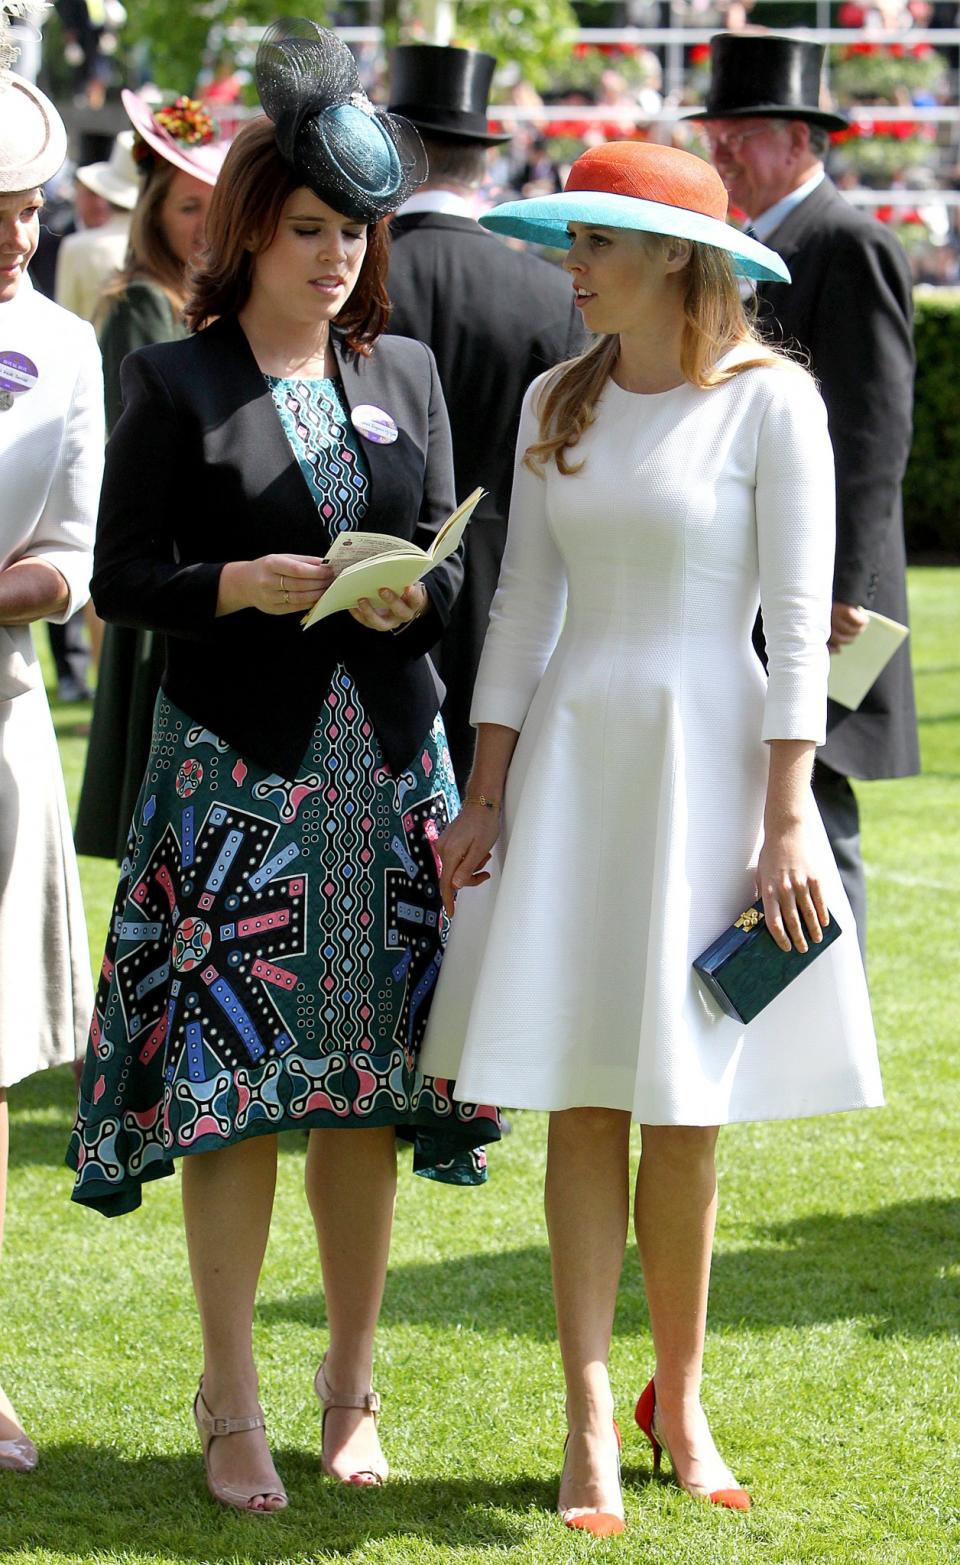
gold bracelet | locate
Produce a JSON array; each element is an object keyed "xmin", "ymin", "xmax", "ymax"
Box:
[{"xmin": 463, "ymin": 793, "xmax": 501, "ymax": 813}]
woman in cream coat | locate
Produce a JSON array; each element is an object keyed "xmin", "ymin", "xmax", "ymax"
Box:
[{"xmin": 0, "ymin": 61, "xmax": 104, "ymax": 1471}]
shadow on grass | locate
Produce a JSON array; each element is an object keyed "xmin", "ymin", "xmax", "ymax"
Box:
[
  {"xmin": 14, "ymin": 1075, "xmax": 959, "ymax": 1344},
  {"xmin": 0, "ymin": 1445, "xmax": 574, "ymax": 1559},
  {"xmin": 7, "ymin": 1066, "xmax": 79, "ymax": 1170},
  {"xmin": 258, "ymin": 1198, "xmax": 960, "ymax": 1344}
]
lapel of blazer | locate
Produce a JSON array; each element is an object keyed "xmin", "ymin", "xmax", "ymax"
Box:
[
  {"xmin": 206, "ymin": 314, "xmax": 335, "ymax": 552},
  {"xmin": 763, "ymin": 177, "xmax": 838, "ymax": 266},
  {"xmin": 755, "ymin": 179, "xmax": 840, "ymax": 324},
  {"xmin": 331, "ymin": 333, "xmax": 418, "ymax": 531}
]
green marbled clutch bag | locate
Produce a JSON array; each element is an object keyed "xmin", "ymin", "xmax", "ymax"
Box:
[{"xmin": 693, "ymin": 900, "xmax": 841, "ymax": 1025}]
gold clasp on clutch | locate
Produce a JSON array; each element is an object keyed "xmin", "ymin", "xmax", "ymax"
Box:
[{"xmin": 734, "ymin": 908, "xmax": 764, "ymax": 932}]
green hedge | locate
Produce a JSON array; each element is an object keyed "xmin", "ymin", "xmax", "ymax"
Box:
[{"xmin": 905, "ymin": 291, "xmax": 960, "ymax": 558}]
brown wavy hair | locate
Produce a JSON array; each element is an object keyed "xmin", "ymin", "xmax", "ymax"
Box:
[
  {"xmin": 95, "ymin": 159, "xmax": 190, "ymax": 323},
  {"xmin": 525, "ymin": 236, "xmax": 787, "ymax": 476},
  {"xmin": 185, "ymin": 115, "xmax": 390, "ymax": 351}
]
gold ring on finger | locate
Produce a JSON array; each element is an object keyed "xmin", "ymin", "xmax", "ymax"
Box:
[
  {"xmin": 284, "ymin": 590, "xmax": 289, "ymax": 605},
  {"xmin": 280, "ymin": 574, "xmax": 286, "ymax": 592}
]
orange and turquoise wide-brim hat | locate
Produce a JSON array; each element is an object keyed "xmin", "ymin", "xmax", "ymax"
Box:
[{"xmin": 480, "ymin": 141, "xmax": 790, "ymax": 285}]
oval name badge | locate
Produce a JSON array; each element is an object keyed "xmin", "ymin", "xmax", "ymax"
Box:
[
  {"xmin": 351, "ymin": 403, "xmax": 398, "ymax": 445},
  {"xmin": 0, "ymin": 350, "xmax": 39, "ymax": 399}
]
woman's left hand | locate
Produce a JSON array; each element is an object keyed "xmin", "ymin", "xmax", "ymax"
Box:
[
  {"xmin": 349, "ymin": 583, "xmax": 429, "ymax": 633},
  {"xmin": 755, "ymin": 825, "xmax": 829, "ymax": 954}
]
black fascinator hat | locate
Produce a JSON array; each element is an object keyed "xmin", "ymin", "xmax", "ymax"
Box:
[{"xmin": 256, "ymin": 18, "xmax": 427, "ymax": 222}]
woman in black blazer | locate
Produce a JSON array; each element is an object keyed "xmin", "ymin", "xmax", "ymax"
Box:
[{"xmin": 68, "ymin": 22, "xmax": 497, "ymax": 1513}]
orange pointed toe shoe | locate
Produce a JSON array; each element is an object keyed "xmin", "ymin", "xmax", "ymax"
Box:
[
  {"xmin": 635, "ymin": 1378, "xmax": 751, "ymax": 1512},
  {"xmin": 558, "ymin": 1420, "xmax": 626, "ymax": 1537}
]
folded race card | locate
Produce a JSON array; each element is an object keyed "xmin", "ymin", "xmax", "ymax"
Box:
[
  {"xmin": 827, "ymin": 609, "xmax": 909, "ymax": 710},
  {"xmin": 301, "ymin": 486, "xmax": 485, "ymax": 629}
]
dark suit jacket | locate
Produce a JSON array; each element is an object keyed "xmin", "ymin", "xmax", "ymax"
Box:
[
  {"xmin": 755, "ymin": 177, "xmax": 919, "ymax": 780},
  {"xmin": 92, "ymin": 315, "xmax": 460, "ymax": 780},
  {"xmin": 387, "ymin": 210, "xmax": 584, "ymax": 784}
]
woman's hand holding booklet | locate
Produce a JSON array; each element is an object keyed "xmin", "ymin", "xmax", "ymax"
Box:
[{"xmin": 301, "ymin": 486, "xmax": 485, "ymax": 629}]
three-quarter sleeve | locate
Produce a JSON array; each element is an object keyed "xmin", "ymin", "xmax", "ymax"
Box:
[
  {"xmin": 30, "ymin": 321, "xmax": 104, "ymax": 621},
  {"xmin": 755, "ymin": 368, "xmax": 835, "ymax": 744},
  {"xmin": 469, "ymin": 377, "xmax": 568, "ymax": 732}
]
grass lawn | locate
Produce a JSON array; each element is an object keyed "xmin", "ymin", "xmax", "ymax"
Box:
[{"xmin": 2, "ymin": 567, "xmax": 958, "ymax": 1565}]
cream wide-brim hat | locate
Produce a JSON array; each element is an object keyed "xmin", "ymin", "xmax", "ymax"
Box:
[
  {"xmin": 77, "ymin": 131, "xmax": 138, "ymax": 209},
  {"xmin": 0, "ymin": 71, "xmax": 67, "ymax": 192}
]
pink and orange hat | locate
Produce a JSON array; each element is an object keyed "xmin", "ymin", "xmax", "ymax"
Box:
[{"xmin": 481, "ymin": 141, "xmax": 790, "ymax": 284}]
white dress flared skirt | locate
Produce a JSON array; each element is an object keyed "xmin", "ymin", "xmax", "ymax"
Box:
[
  {"xmin": 421, "ymin": 365, "xmax": 883, "ymax": 1125},
  {"xmin": 0, "ymin": 683, "xmax": 93, "ymax": 1089}
]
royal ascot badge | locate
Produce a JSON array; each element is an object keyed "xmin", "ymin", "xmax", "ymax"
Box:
[
  {"xmin": 0, "ymin": 351, "xmax": 39, "ymax": 412},
  {"xmin": 350, "ymin": 404, "xmax": 399, "ymax": 445}
]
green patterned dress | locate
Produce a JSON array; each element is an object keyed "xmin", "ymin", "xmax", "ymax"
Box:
[{"xmin": 67, "ymin": 375, "xmax": 497, "ymax": 1216}]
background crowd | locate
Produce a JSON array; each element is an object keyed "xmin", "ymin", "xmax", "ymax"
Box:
[{"xmin": 11, "ymin": 1, "xmax": 959, "ymax": 289}]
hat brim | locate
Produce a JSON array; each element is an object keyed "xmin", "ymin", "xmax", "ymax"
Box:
[
  {"xmin": 0, "ymin": 74, "xmax": 67, "ymax": 191},
  {"xmin": 685, "ymin": 103, "xmax": 849, "ymax": 133},
  {"xmin": 480, "ymin": 191, "xmax": 791, "ymax": 284},
  {"xmin": 121, "ymin": 89, "xmax": 225, "ymax": 187},
  {"xmin": 76, "ymin": 161, "xmax": 138, "ymax": 209}
]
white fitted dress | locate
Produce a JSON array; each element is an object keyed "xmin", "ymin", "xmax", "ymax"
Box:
[
  {"xmin": 0, "ymin": 281, "xmax": 103, "ymax": 1089},
  {"xmin": 421, "ymin": 360, "xmax": 883, "ymax": 1124}
]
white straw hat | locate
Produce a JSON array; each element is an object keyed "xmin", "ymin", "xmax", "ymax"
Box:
[
  {"xmin": 76, "ymin": 131, "xmax": 138, "ymax": 209},
  {"xmin": 0, "ymin": 71, "xmax": 67, "ymax": 192}
]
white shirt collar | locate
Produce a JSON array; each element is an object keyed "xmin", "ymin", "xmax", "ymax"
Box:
[
  {"xmin": 395, "ymin": 189, "xmax": 474, "ymax": 218},
  {"xmin": 750, "ymin": 168, "xmax": 825, "ymax": 243}
]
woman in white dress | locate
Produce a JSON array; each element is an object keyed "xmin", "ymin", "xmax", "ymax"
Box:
[
  {"xmin": 0, "ymin": 54, "xmax": 104, "ymax": 1471},
  {"xmin": 422, "ymin": 141, "xmax": 882, "ymax": 1535}
]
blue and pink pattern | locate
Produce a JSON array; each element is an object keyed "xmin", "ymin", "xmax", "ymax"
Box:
[
  {"xmin": 67, "ymin": 372, "xmax": 498, "ymax": 1216},
  {"xmin": 265, "ymin": 374, "xmax": 368, "ymax": 533}
]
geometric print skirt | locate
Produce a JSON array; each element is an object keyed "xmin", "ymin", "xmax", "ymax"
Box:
[{"xmin": 67, "ymin": 671, "xmax": 499, "ymax": 1217}]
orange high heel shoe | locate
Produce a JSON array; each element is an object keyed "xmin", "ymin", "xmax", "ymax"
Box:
[
  {"xmin": 634, "ymin": 1378, "xmax": 751, "ymax": 1511},
  {"xmin": 558, "ymin": 1420, "xmax": 626, "ymax": 1537},
  {"xmin": 314, "ymin": 1355, "xmax": 387, "ymax": 1486}
]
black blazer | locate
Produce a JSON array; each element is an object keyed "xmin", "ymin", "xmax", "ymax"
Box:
[
  {"xmin": 755, "ymin": 177, "xmax": 919, "ymax": 781},
  {"xmin": 387, "ymin": 211, "xmax": 584, "ymax": 783},
  {"xmin": 92, "ymin": 315, "xmax": 460, "ymax": 780}
]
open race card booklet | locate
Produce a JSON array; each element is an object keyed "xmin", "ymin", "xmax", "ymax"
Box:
[
  {"xmin": 301, "ymin": 485, "xmax": 485, "ymax": 629},
  {"xmin": 827, "ymin": 609, "xmax": 909, "ymax": 710}
]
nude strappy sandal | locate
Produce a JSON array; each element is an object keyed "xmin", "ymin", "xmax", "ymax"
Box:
[
  {"xmin": 314, "ymin": 1355, "xmax": 387, "ymax": 1486},
  {"xmin": 193, "ymin": 1381, "xmax": 288, "ymax": 1513}
]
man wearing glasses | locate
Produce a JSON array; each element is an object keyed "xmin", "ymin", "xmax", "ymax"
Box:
[{"xmin": 692, "ymin": 32, "xmax": 918, "ymax": 962}]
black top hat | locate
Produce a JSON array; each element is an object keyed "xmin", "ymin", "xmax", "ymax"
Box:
[
  {"xmin": 388, "ymin": 45, "xmax": 509, "ymax": 145},
  {"xmin": 687, "ymin": 33, "xmax": 848, "ymax": 132}
]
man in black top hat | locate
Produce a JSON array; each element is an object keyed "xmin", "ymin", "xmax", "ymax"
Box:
[
  {"xmin": 694, "ymin": 32, "xmax": 919, "ymax": 959},
  {"xmin": 386, "ymin": 44, "xmax": 583, "ymax": 790}
]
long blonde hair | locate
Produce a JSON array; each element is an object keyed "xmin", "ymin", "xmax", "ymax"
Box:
[{"xmin": 525, "ymin": 237, "xmax": 788, "ymax": 476}]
